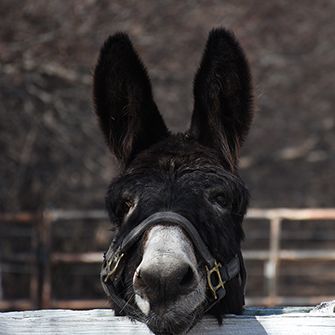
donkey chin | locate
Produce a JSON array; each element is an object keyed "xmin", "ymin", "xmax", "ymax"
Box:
[{"xmin": 94, "ymin": 26, "xmax": 253, "ymax": 335}]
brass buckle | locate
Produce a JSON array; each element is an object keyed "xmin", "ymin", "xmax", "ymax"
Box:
[
  {"xmin": 103, "ymin": 252, "xmax": 124, "ymax": 283},
  {"xmin": 206, "ymin": 261, "xmax": 225, "ymax": 300}
]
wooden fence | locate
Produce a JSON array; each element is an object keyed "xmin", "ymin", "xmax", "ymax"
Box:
[
  {"xmin": 1, "ymin": 208, "xmax": 335, "ymax": 310},
  {"xmin": 1, "ymin": 304, "xmax": 335, "ymax": 335}
]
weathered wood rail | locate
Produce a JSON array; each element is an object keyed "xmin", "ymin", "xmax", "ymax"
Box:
[{"xmin": 0, "ymin": 302, "xmax": 334, "ymax": 335}]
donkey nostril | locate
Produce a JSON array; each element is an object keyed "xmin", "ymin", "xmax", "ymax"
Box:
[
  {"xmin": 135, "ymin": 264, "xmax": 196, "ymax": 293},
  {"xmin": 179, "ymin": 265, "xmax": 195, "ymax": 287},
  {"xmin": 135, "ymin": 268, "xmax": 156, "ymax": 290}
]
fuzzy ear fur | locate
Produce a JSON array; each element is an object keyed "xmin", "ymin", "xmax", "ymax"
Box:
[
  {"xmin": 93, "ymin": 33, "xmax": 169, "ymax": 166},
  {"xmin": 190, "ymin": 28, "xmax": 253, "ymax": 171}
]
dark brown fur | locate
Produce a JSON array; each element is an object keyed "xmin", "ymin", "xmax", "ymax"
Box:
[{"xmin": 94, "ymin": 28, "xmax": 253, "ymax": 334}]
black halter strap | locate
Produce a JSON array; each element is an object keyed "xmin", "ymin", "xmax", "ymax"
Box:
[{"xmin": 101, "ymin": 211, "xmax": 241, "ymax": 315}]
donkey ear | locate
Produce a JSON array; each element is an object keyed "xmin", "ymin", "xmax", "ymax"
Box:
[
  {"xmin": 190, "ymin": 28, "xmax": 253, "ymax": 170},
  {"xmin": 94, "ymin": 33, "xmax": 168, "ymax": 166}
]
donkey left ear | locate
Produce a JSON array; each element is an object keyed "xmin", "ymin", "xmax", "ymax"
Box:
[
  {"xmin": 93, "ymin": 33, "xmax": 168, "ymax": 167},
  {"xmin": 190, "ymin": 28, "xmax": 253, "ymax": 171}
]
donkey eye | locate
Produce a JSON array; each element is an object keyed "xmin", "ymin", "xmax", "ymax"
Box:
[
  {"xmin": 213, "ymin": 195, "xmax": 228, "ymax": 207},
  {"xmin": 214, "ymin": 195, "xmax": 225, "ymax": 205},
  {"xmin": 116, "ymin": 199, "xmax": 134, "ymax": 219},
  {"xmin": 208, "ymin": 193, "xmax": 231, "ymax": 210}
]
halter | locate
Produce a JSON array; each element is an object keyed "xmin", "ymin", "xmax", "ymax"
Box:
[{"xmin": 101, "ymin": 211, "xmax": 242, "ymax": 316}]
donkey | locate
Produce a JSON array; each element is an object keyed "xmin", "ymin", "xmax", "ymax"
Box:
[{"xmin": 94, "ymin": 28, "xmax": 253, "ymax": 335}]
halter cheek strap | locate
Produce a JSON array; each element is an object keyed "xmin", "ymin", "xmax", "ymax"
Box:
[{"xmin": 101, "ymin": 211, "xmax": 242, "ymax": 315}]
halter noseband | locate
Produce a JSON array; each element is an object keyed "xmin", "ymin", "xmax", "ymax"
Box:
[{"xmin": 101, "ymin": 211, "xmax": 242, "ymax": 315}]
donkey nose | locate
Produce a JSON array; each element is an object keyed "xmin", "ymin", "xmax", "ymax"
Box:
[{"xmin": 135, "ymin": 260, "xmax": 197, "ymax": 302}]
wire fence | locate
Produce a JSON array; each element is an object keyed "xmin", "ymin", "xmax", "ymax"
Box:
[{"xmin": 1, "ymin": 208, "xmax": 335, "ymax": 310}]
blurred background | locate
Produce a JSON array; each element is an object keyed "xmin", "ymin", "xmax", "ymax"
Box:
[{"xmin": 0, "ymin": 0, "xmax": 334, "ymax": 310}]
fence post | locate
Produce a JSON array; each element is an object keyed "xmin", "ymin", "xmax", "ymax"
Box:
[
  {"xmin": 265, "ymin": 217, "xmax": 282, "ymax": 304},
  {"xmin": 30, "ymin": 213, "xmax": 40, "ymax": 309},
  {"xmin": 31, "ymin": 212, "xmax": 52, "ymax": 308}
]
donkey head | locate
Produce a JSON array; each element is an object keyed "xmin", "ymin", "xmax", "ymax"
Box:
[{"xmin": 94, "ymin": 28, "xmax": 253, "ymax": 335}]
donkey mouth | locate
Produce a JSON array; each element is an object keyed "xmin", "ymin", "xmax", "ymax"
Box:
[
  {"xmin": 145, "ymin": 310, "xmax": 198, "ymax": 335},
  {"xmin": 138, "ymin": 289, "xmax": 207, "ymax": 335}
]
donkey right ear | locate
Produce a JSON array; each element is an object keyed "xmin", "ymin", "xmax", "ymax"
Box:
[
  {"xmin": 94, "ymin": 33, "xmax": 168, "ymax": 166},
  {"xmin": 190, "ymin": 29, "xmax": 253, "ymax": 171}
]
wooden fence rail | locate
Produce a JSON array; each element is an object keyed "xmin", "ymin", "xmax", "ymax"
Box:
[
  {"xmin": 1, "ymin": 303, "xmax": 335, "ymax": 335},
  {"xmin": 1, "ymin": 208, "xmax": 335, "ymax": 310}
]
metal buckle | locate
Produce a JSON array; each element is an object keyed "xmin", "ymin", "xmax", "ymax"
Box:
[
  {"xmin": 206, "ymin": 261, "xmax": 225, "ymax": 300},
  {"xmin": 103, "ymin": 252, "xmax": 124, "ymax": 283}
]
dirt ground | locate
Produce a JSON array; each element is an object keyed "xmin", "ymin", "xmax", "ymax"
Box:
[{"xmin": 1, "ymin": 0, "xmax": 334, "ymax": 210}]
